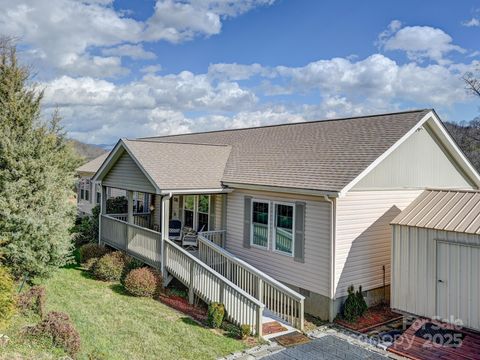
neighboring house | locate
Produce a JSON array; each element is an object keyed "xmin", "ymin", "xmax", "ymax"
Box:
[
  {"xmin": 391, "ymin": 189, "xmax": 480, "ymax": 331},
  {"xmin": 85, "ymin": 109, "xmax": 480, "ymax": 335},
  {"xmin": 76, "ymin": 153, "xmax": 129, "ymax": 216}
]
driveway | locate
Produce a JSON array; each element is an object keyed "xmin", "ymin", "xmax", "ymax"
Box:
[{"xmin": 263, "ymin": 335, "xmax": 389, "ymax": 360}]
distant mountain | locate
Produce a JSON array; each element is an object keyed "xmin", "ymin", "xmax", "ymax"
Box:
[{"xmin": 69, "ymin": 139, "xmax": 107, "ymax": 162}]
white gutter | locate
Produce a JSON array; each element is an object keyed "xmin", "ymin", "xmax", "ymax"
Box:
[
  {"xmin": 222, "ymin": 182, "xmax": 339, "ymax": 198},
  {"xmin": 160, "ymin": 188, "xmax": 233, "ymax": 195}
]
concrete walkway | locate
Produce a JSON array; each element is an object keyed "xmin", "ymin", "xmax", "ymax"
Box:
[{"xmin": 263, "ymin": 335, "xmax": 388, "ymax": 360}]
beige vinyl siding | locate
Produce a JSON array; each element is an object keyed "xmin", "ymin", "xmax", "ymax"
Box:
[
  {"xmin": 354, "ymin": 122, "xmax": 475, "ymax": 190},
  {"xmin": 225, "ymin": 189, "xmax": 331, "ymax": 297},
  {"xmin": 392, "ymin": 225, "xmax": 480, "ymax": 330},
  {"xmin": 334, "ymin": 190, "xmax": 422, "ymax": 298},
  {"xmin": 103, "ymin": 151, "xmax": 156, "ymax": 193},
  {"xmin": 214, "ymin": 194, "xmax": 224, "ymax": 230}
]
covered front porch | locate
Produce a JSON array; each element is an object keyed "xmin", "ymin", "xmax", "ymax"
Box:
[{"xmin": 92, "ymin": 139, "xmax": 305, "ymax": 337}]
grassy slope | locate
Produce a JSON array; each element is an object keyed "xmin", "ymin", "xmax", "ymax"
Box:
[{"xmin": 2, "ymin": 267, "xmax": 245, "ymax": 360}]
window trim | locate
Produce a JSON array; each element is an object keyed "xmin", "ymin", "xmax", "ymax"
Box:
[
  {"xmin": 250, "ymin": 199, "xmax": 270, "ymax": 250},
  {"xmin": 272, "ymin": 201, "xmax": 295, "ymax": 257}
]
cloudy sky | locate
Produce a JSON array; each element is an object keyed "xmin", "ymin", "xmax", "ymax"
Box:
[{"xmin": 1, "ymin": 0, "xmax": 480, "ymax": 145}]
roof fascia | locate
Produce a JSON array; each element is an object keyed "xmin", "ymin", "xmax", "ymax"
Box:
[{"xmin": 222, "ymin": 182, "xmax": 339, "ymax": 198}]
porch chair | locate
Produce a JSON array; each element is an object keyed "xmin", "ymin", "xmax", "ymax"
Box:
[
  {"xmin": 169, "ymin": 219, "xmax": 182, "ymax": 241},
  {"xmin": 182, "ymin": 228, "xmax": 198, "ymax": 251}
]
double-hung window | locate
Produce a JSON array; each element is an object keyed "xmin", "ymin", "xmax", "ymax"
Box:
[
  {"xmin": 251, "ymin": 200, "xmax": 269, "ymax": 248},
  {"xmin": 273, "ymin": 203, "xmax": 294, "ymax": 256}
]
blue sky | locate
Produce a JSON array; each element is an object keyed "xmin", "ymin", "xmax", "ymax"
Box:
[{"xmin": 0, "ymin": 0, "xmax": 479, "ymax": 144}]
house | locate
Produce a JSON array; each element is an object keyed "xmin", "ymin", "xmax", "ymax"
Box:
[
  {"xmin": 391, "ymin": 189, "xmax": 480, "ymax": 332},
  {"xmin": 82, "ymin": 109, "xmax": 480, "ymax": 335}
]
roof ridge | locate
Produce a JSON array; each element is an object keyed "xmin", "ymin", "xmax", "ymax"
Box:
[
  {"xmin": 125, "ymin": 138, "xmax": 231, "ymax": 147},
  {"xmin": 138, "ymin": 108, "xmax": 431, "ymax": 140}
]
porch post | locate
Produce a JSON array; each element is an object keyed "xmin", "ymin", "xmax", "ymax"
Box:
[
  {"xmin": 98, "ymin": 184, "xmax": 107, "ymax": 245},
  {"xmin": 127, "ymin": 190, "xmax": 134, "ymax": 224},
  {"xmin": 160, "ymin": 195, "xmax": 171, "ymax": 280}
]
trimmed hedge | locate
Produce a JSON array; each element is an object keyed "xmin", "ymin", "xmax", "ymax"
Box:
[
  {"xmin": 17, "ymin": 286, "xmax": 46, "ymax": 318},
  {"xmin": 0, "ymin": 266, "xmax": 16, "ymax": 330},
  {"xmin": 240, "ymin": 324, "xmax": 251, "ymax": 339},
  {"xmin": 78, "ymin": 243, "xmax": 109, "ymax": 266},
  {"xmin": 92, "ymin": 252, "xmax": 130, "ymax": 282},
  {"xmin": 207, "ymin": 302, "xmax": 225, "ymax": 328},
  {"xmin": 124, "ymin": 267, "xmax": 162, "ymax": 297},
  {"xmin": 26, "ymin": 311, "xmax": 81, "ymax": 357}
]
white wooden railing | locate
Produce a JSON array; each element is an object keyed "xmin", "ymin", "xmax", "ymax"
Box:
[
  {"xmin": 101, "ymin": 215, "xmax": 161, "ymax": 267},
  {"xmin": 198, "ymin": 230, "xmax": 226, "ymax": 247},
  {"xmin": 198, "ymin": 232, "xmax": 305, "ymax": 330},
  {"xmin": 109, "ymin": 213, "xmax": 152, "ymax": 229},
  {"xmin": 163, "ymin": 238, "xmax": 264, "ymax": 336}
]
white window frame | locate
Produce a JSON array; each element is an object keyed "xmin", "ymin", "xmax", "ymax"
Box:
[
  {"xmin": 250, "ymin": 199, "xmax": 270, "ymax": 250},
  {"xmin": 272, "ymin": 201, "xmax": 295, "ymax": 257}
]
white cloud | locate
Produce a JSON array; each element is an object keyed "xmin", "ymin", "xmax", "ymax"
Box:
[
  {"xmin": 140, "ymin": 64, "xmax": 163, "ymax": 73},
  {"xmin": 462, "ymin": 18, "xmax": 480, "ymax": 27},
  {"xmin": 101, "ymin": 44, "xmax": 156, "ymax": 60},
  {"xmin": 379, "ymin": 23, "xmax": 465, "ymax": 64},
  {"xmin": 0, "ymin": 0, "xmax": 275, "ymax": 77},
  {"xmin": 208, "ymin": 63, "xmax": 272, "ymax": 80}
]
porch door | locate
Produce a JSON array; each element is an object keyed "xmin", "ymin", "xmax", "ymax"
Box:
[{"xmin": 436, "ymin": 241, "xmax": 480, "ymax": 330}]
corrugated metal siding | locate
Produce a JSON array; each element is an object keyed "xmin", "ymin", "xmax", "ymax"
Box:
[
  {"xmin": 392, "ymin": 189, "xmax": 480, "ymax": 235},
  {"xmin": 335, "ymin": 190, "xmax": 422, "ymax": 298},
  {"xmin": 392, "ymin": 225, "xmax": 480, "ymax": 330},
  {"xmin": 103, "ymin": 151, "xmax": 156, "ymax": 193},
  {"xmin": 225, "ymin": 189, "xmax": 331, "ymax": 297},
  {"xmin": 353, "ymin": 122, "xmax": 475, "ymax": 190}
]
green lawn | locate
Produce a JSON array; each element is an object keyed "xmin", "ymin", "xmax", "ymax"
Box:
[{"xmin": 2, "ymin": 266, "xmax": 246, "ymax": 360}]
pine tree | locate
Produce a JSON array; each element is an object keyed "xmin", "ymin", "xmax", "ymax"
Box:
[{"xmin": 0, "ymin": 38, "xmax": 81, "ymax": 278}]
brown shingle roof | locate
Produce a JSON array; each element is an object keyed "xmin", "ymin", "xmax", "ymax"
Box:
[
  {"xmin": 76, "ymin": 152, "xmax": 110, "ymax": 175},
  {"xmin": 141, "ymin": 109, "xmax": 431, "ymax": 192},
  {"xmin": 123, "ymin": 139, "xmax": 231, "ymax": 190},
  {"xmin": 391, "ymin": 189, "xmax": 480, "ymax": 235}
]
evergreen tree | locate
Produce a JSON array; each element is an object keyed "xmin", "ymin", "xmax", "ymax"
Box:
[{"xmin": 0, "ymin": 38, "xmax": 80, "ymax": 278}]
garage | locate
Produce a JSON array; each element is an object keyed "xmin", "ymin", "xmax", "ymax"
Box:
[{"xmin": 390, "ymin": 189, "xmax": 480, "ymax": 331}]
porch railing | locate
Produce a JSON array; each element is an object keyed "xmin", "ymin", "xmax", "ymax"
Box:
[
  {"xmin": 198, "ymin": 232, "xmax": 305, "ymax": 330},
  {"xmin": 108, "ymin": 213, "xmax": 152, "ymax": 229},
  {"xmin": 100, "ymin": 215, "xmax": 161, "ymax": 267},
  {"xmin": 198, "ymin": 230, "xmax": 226, "ymax": 247},
  {"xmin": 164, "ymin": 238, "xmax": 264, "ymax": 336}
]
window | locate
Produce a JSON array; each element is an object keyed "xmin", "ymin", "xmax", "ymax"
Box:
[
  {"xmin": 80, "ymin": 189, "xmax": 85, "ymax": 200},
  {"xmin": 184, "ymin": 195, "xmax": 195, "ymax": 228},
  {"xmin": 85, "ymin": 190, "xmax": 89, "ymax": 201},
  {"xmin": 197, "ymin": 195, "xmax": 209, "ymax": 231},
  {"xmin": 96, "ymin": 192, "xmax": 101, "ymax": 204},
  {"xmin": 274, "ymin": 203, "xmax": 294, "ymax": 255},
  {"xmin": 251, "ymin": 201, "xmax": 269, "ymax": 248}
]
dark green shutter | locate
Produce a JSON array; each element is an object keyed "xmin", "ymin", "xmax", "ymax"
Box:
[
  {"xmin": 243, "ymin": 196, "xmax": 252, "ymax": 248},
  {"xmin": 294, "ymin": 202, "xmax": 306, "ymax": 263}
]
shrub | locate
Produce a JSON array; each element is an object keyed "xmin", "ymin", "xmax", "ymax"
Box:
[
  {"xmin": 124, "ymin": 267, "xmax": 162, "ymax": 297},
  {"xmin": 17, "ymin": 286, "xmax": 46, "ymax": 318},
  {"xmin": 84, "ymin": 258, "xmax": 99, "ymax": 272},
  {"xmin": 106, "ymin": 196, "xmax": 128, "ymax": 214},
  {"xmin": 207, "ymin": 302, "xmax": 225, "ymax": 328},
  {"xmin": 72, "ymin": 207, "xmax": 100, "ymax": 247},
  {"xmin": 120, "ymin": 257, "xmax": 145, "ymax": 285},
  {"xmin": 342, "ymin": 285, "xmax": 368, "ymax": 322},
  {"xmin": 240, "ymin": 324, "xmax": 251, "ymax": 339},
  {"xmin": 92, "ymin": 251, "xmax": 129, "ymax": 281},
  {"xmin": 78, "ymin": 243, "xmax": 109, "ymax": 266},
  {"xmin": 0, "ymin": 266, "xmax": 16, "ymax": 330},
  {"xmin": 26, "ymin": 311, "xmax": 81, "ymax": 357}
]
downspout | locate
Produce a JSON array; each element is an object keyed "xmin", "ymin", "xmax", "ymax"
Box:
[
  {"xmin": 324, "ymin": 195, "xmax": 336, "ymax": 323},
  {"xmin": 160, "ymin": 192, "xmax": 173, "ymax": 280}
]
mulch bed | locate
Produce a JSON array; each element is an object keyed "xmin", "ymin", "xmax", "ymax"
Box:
[
  {"xmin": 335, "ymin": 305, "xmax": 403, "ymax": 333},
  {"xmin": 158, "ymin": 292, "xmax": 207, "ymax": 324}
]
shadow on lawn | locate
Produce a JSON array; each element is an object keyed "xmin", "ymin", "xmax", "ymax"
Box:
[{"xmin": 109, "ymin": 283, "xmax": 133, "ymax": 296}]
